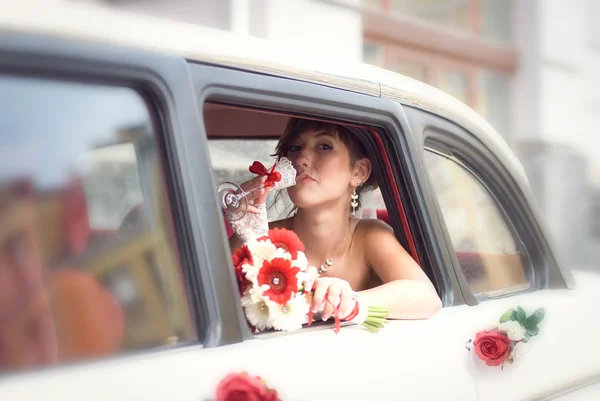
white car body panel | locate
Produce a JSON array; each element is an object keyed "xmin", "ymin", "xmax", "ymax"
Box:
[{"xmin": 0, "ymin": 271, "xmax": 597, "ymax": 401}]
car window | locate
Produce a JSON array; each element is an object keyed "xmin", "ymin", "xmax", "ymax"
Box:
[
  {"xmin": 423, "ymin": 148, "xmax": 531, "ymax": 296},
  {"xmin": 0, "ymin": 75, "xmax": 194, "ymax": 374}
]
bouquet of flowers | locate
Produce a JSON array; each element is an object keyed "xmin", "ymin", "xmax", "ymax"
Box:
[
  {"xmin": 466, "ymin": 306, "xmax": 545, "ymax": 369},
  {"xmin": 231, "ymin": 227, "xmax": 389, "ymax": 334}
]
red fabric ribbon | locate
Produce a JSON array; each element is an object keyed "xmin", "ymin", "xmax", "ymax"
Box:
[
  {"xmin": 343, "ymin": 302, "xmax": 360, "ymax": 322},
  {"xmin": 249, "ymin": 161, "xmax": 281, "ymax": 188},
  {"xmin": 322, "ymin": 294, "xmax": 360, "ymax": 334},
  {"xmin": 305, "ymin": 279, "xmax": 358, "ymax": 333}
]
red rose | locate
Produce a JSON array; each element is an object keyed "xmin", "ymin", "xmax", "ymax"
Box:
[
  {"xmin": 216, "ymin": 372, "xmax": 279, "ymax": 401},
  {"xmin": 473, "ymin": 329, "xmax": 512, "ymax": 366}
]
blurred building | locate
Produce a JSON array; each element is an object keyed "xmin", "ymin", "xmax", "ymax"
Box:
[{"xmin": 80, "ymin": 0, "xmax": 598, "ymax": 270}]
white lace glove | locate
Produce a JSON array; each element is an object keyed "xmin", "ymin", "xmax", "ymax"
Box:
[
  {"xmin": 226, "ymin": 203, "xmax": 269, "ymax": 243},
  {"xmin": 224, "ymin": 157, "xmax": 296, "ymax": 243}
]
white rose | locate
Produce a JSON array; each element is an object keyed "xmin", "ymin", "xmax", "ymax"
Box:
[
  {"xmin": 498, "ymin": 320, "xmax": 526, "ymax": 341},
  {"xmin": 511, "ymin": 342, "xmax": 530, "ymax": 361}
]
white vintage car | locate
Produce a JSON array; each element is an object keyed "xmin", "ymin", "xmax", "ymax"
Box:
[{"xmin": 0, "ymin": 2, "xmax": 598, "ymax": 401}]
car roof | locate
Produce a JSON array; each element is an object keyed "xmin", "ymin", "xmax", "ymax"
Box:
[{"xmin": 0, "ymin": 0, "xmax": 528, "ymax": 185}]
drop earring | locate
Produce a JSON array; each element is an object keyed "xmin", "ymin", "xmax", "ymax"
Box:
[{"xmin": 350, "ymin": 187, "xmax": 359, "ymax": 215}]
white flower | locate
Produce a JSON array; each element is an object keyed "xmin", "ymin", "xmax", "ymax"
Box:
[
  {"xmin": 244, "ymin": 299, "xmax": 274, "ymax": 331},
  {"xmin": 296, "ymin": 272, "xmax": 309, "ymax": 290},
  {"xmin": 511, "ymin": 342, "xmax": 530, "ymax": 361},
  {"xmin": 270, "ymin": 295, "xmax": 310, "ymax": 332},
  {"xmin": 248, "ymin": 239, "xmax": 278, "ymax": 263},
  {"xmin": 291, "ymin": 251, "xmax": 308, "ymax": 270},
  {"xmin": 487, "ymin": 322, "xmax": 499, "ymax": 331},
  {"xmin": 296, "ymin": 265, "xmax": 318, "ymax": 292},
  {"xmin": 273, "ymin": 247, "xmax": 292, "ymax": 260},
  {"xmin": 498, "ymin": 320, "xmax": 526, "ymax": 341},
  {"xmin": 241, "ymin": 284, "xmax": 270, "ymax": 306},
  {"xmin": 241, "ymin": 262, "xmax": 260, "ymax": 283}
]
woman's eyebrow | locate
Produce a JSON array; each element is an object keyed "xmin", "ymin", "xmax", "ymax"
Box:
[{"xmin": 314, "ymin": 131, "xmax": 336, "ymax": 138}]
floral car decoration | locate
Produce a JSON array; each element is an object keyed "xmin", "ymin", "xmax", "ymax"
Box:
[
  {"xmin": 204, "ymin": 371, "xmax": 280, "ymax": 401},
  {"xmin": 231, "ymin": 228, "xmax": 389, "ymax": 334},
  {"xmin": 466, "ymin": 306, "xmax": 545, "ymax": 368}
]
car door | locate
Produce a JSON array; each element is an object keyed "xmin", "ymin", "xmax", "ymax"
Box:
[
  {"xmin": 403, "ymin": 105, "xmax": 600, "ymax": 401},
  {"xmin": 188, "ymin": 62, "xmax": 483, "ymax": 401}
]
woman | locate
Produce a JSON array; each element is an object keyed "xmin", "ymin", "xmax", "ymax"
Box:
[{"xmin": 228, "ymin": 117, "xmax": 442, "ymax": 322}]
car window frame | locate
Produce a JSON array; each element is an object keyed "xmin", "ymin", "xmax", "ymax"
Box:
[
  {"xmin": 0, "ymin": 30, "xmax": 225, "ymax": 364},
  {"xmin": 402, "ymin": 104, "xmax": 574, "ymax": 304}
]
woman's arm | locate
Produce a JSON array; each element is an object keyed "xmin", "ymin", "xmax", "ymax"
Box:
[
  {"xmin": 226, "ymin": 175, "xmax": 271, "ymax": 254},
  {"xmin": 358, "ymin": 220, "xmax": 442, "ymax": 320}
]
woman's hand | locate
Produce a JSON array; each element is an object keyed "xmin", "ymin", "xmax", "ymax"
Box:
[
  {"xmin": 311, "ymin": 277, "xmax": 356, "ymax": 321},
  {"xmin": 239, "ymin": 176, "xmax": 271, "ymax": 215}
]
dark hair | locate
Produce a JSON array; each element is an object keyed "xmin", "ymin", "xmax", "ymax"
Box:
[{"xmin": 271, "ymin": 117, "xmax": 377, "ymax": 213}]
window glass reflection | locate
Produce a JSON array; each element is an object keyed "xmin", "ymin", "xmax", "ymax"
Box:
[
  {"xmin": 0, "ymin": 76, "xmax": 194, "ymax": 374},
  {"xmin": 424, "ymin": 148, "xmax": 530, "ymax": 295}
]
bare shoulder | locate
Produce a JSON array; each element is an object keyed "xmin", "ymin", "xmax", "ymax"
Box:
[
  {"xmin": 355, "ymin": 217, "xmax": 394, "ymax": 239},
  {"xmin": 356, "ymin": 218, "xmax": 425, "ymax": 282}
]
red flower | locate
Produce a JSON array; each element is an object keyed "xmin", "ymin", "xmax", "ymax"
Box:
[
  {"xmin": 232, "ymin": 245, "xmax": 253, "ymax": 295},
  {"xmin": 216, "ymin": 372, "xmax": 278, "ymax": 401},
  {"xmin": 473, "ymin": 329, "xmax": 512, "ymax": 366},
  {"xmin": 234, "ymin": 265, "xmax": 249, "ymax": 296},
  {"xmin": 257, "ymin": 258, "xmax": 300, "ymax": 305},
  {"xmin": 232, "ymin": 244, "xmax": 253, "ymax": 268},
  {"xmin": 263, "ymin": 228, "xmax": 305, "ymax": 259}
]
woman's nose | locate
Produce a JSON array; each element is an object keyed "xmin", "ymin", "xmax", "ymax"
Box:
[{"xmin": 292, "ymin": 151, "xmax": 310, "ymax": 170}]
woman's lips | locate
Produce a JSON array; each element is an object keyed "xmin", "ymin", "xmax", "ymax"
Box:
[{"xmin": 296, "ymin": 173, "xmax": 315, "ymax": 183}]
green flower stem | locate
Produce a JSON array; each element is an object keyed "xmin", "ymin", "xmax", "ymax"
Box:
[
  {"xmin": 362, "ymin": 321, "xmax": 380, "ymax": 332},
  {"xmin": 360, "ymin": 305, "xmax": 390, "ymax": 332},
  {"xmin": 368, "ymin": 306, "xmax": 388, "ymax": 313},
  {"xmin": 364, "ymin": 319, "xmax": 385, "ymax": 328},
  {"xmin": 367, "ymin": 312, "xmax": 388, "ymax": 318}
]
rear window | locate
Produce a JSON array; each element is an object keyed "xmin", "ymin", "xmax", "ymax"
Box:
[{"xmin": 0, "ymin": 75, "xmax": 194, "ymax": 373}]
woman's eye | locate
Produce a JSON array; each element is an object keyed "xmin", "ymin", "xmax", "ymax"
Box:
[
  {"xmin": 288, "ymin": 145, "xmax": 301, "ymax": 152},
  {"xmin": 317, "ymin": 144, "xmax": 333, "ymax": 151}
]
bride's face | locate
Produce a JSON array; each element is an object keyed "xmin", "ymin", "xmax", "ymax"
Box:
[{"xmin": 285, "ymin": 128, "xmax": 354, "ymax": 209}]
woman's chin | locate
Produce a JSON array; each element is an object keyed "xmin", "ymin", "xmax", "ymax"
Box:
[
  {"xmin": 289, "ymin": 198, "xmax": 315, "ymax": 209},
  {"xmin": 288, "ymin": 192, "xmax": 318, "ymax": 209}
]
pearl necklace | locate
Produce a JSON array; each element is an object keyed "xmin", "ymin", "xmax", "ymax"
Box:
[{"xmin": 318, "ymin": 219, "xmax": 350, "ymax": 275}]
